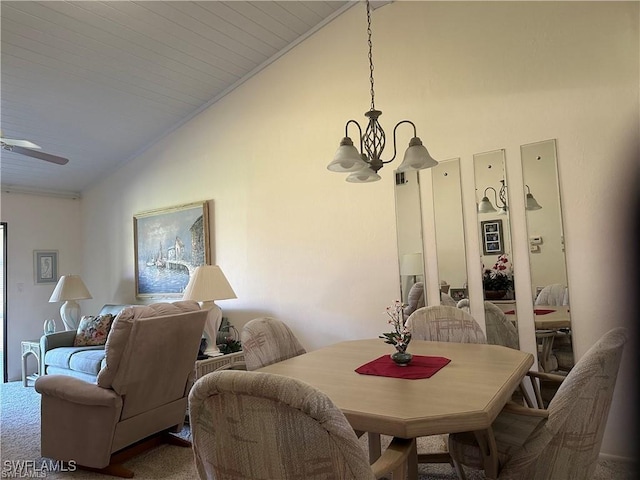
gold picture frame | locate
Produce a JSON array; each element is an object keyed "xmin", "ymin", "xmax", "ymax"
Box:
[{"xmin": 134, "ymin": 201, "xmax": 211, "ymax": 298}]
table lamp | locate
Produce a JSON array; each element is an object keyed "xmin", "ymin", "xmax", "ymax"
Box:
[
  {"xmin": 400, "ymin": 252, "xmax": 423, "ymax": 284},
  {"xmin": 182, "ymin": 265, "xmax": 236, "ymax": 355},
  {"xmin": 49, "ymin": 275, "xmax": 93, "ymax": 331}
]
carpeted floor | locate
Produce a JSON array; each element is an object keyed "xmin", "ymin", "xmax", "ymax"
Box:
[{"xmin": 1, "ymin": 380, "xmax": 636, "ymax": 479}]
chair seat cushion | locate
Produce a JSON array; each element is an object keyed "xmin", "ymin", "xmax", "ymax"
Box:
[
  {"xmin": 45, "ymin": 346, "xmax": 105, "ymax": 374},
  {"xmin": 448, "ymin": 409, "xmax": 546, "ymax": 469}
]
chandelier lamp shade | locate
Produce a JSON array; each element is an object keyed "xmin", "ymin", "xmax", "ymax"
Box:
[
  {"xmin": 327, "ymin": 0, "xmax": 438, "ymax": 183},
  {"xmin": 182, "ymin": 265, "xmax": 237, "ymax": 355},
  {"xmin": 525, "ymin": 185, "xmax": 542, "ymax": 210},
  {"xmin": 48, "ymin": 275, "xmax": 93, "ymax": 331}
]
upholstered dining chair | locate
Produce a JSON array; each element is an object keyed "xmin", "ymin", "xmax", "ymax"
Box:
[
  {"xmin": 405, "ymin": 305, "xmax": 486, "ymax": 344},
  {"xmin": 189, "ymin": 370, "xmax": 414, "ymax": 480},
  {"xmin": 403, "ymin": 281, "xmax": 426, "ymax": 317},
  {"xmin": 483, "ymin": 301, "xmax": 519, "ymax": 350},
  {"xmin": 448, "ymin": 327, "xmax": 628, "ymax": 480},
  {"xmin": 240, "ymin": 317, "xmax": 306, "ymax": 371},
  {"xmin": 535, "ymin": 283, "xmax": 569, "ymax": 306},
  {"xmin": 403, "ymin": 305, "xmax": 487, "ymax": 466}
]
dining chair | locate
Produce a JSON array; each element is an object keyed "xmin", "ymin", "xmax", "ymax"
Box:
[
  {"xmin": 482, "ymin": 301, "xmax": 519, "ymax": 349},
  {"xmin": 403, "ymin": 281, "xmax": 426, "ymax": 317},
  {"xmin": 240, "ymin": 316, "xmax": 306, "ymax": 371},
  {"xmin": 189, "ymin": 370, "xmax": 414, "ymax": 480},
  {"xmin": 405, "ymin": 305, "xmax": 486, "ymax": 344},
  {"xmin": 448, "ymin": 327, "xmax": 628, "ymax": 480},
  {"xmin": 535, "ymin": 284, "xmax": 569, "ymax": 306},
  {"xmin": 403, "ymin": 305, "xmax": 487, "ymax": 466}
]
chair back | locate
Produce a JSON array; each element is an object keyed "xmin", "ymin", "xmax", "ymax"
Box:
[
  {"xmin": 483, "ymin": 301, "xmax": 519, "ymax": 349},
  {"xmin": 501, "ymin": 327, "xmax": 628, "ymax": 479},
  {"xmin": 440, "ymin": 292, "xmax": 457, "ymax": 306},
  {"xmin": 535, "ymin": 284, "xmax": 568, "ymax": 306},
  {"xmin": 240, "ymin": 317, "xmax": 306, "ymax": 371},
  {"xmin": 97, "ymin": 301, "xmax": 207, "ymax": 420},
  {"xmin": 189, "ymin": 370, "xmax": 376, "ymax": 480},
  {"xmin": 404, "ymin": 281, "xmax": 426, "ymax": 317},
  {"xmin": 406, "ymin": 305, "xmax": 486, "ymax": 344}
]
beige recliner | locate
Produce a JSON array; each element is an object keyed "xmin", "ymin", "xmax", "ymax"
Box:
[{"xmin": 35, "ymin": 301, "xmax": 207, "ymax": 477}]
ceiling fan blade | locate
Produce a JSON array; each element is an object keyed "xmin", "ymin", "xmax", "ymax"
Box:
[
  {"xmin": 11, "ymin": 146, "xmax": 69, "ymax": 165},
  {"xmin": 0, "ymin": 137, "xmax": 41, "ymax": 149}
]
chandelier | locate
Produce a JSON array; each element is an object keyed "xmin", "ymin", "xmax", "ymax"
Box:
[
  {"xmin": 327, "ymin": 0, "xmax": 438, "ymax": 183},
  {"xmin": 478, "ymin": 180, "xmax": 542, "ymax": 214}
]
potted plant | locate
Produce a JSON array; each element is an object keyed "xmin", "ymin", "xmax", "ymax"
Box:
[{"xmin": 482, "ymin": 254, "xmax": 514, "ymax": 300}]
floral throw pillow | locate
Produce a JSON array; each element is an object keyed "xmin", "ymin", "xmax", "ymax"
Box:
[{"xmin": 74, "ymin": 314, "xmax": 114, "ymax": 346}]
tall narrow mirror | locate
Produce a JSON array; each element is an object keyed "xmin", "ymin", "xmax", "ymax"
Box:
[
  {"xmin": 521, "ymin": 139, "xmax": 573, "ymax": 373},
  {"xmin": 432, "ymin": 158, "xmax": 468, "ymax": 306},
  {"xmin": 394, "ymin": 170, "xmax": 426, "ymax": 315},
  {"xmin": 474, "ymin": 149, "xmax": 519, "ymax": 349}
]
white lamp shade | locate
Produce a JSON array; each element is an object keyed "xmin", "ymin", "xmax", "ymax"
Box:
[
  {"xmin": 477, "ymin": 197, "xmax": 497, "ymax": 214},
  {"xmin": 526, "ymin": 193, "xmax": 542, "ymax": 210},
  {"xmin": 400, "ymin": 253, "xmax": 424, "ymax": 276},
  {"xmin": 328, "ymin": 138, "xmax": 369, "ymax": 172},
  {"xmin": 49, "ymin": 275, "xmax": 92, "ymax": 302},
  {"xmin": 182, "ymin": 265, "xmax": 236, "ymax": 302},
  {"xmin": 396, "ymin": 137, "xmax": 438, "ymax": 172},
  {"xmin": 346, "ymin": 167, "xmax": 381, "ymax": 183}
]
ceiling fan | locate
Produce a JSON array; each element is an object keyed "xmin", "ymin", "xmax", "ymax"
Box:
[{"xmin": 0, "ymin": 130, "xmax": 69, "ymax": 165}]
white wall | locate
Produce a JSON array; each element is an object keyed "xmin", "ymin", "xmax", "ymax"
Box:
[
  {"xmin": 0, "ymin": 193, "xmax": 83, "ymax": 381},
  {"xmin": 3, "ymin": 2, "xmax": 637, "ymax": 458}
]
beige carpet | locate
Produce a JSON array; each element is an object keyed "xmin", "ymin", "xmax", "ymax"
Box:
[{"xmin": 1, "ymin": 381, "xmax": 635, "ymax": 479}]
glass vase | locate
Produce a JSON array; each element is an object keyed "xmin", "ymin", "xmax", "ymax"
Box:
[{"xmin": 391, "ymin": 343, "xmax": 413, "ymax": 366}]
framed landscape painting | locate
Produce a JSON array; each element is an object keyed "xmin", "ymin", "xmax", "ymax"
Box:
[{"xmin": 134, "ymin": 201, "xmax": 211, "ymax": 298}]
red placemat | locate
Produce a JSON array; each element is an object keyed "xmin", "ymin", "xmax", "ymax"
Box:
[
  {"xmin": 534, "ymin": 309, "xmax": 555, "ymax": 315},
  {"xmin": 355, "ymin": 355, "xmax": 451, "ymax": 380},
  {"xmin": 504, "ymin": 310, "xmax": 515, "ymax": 315}
]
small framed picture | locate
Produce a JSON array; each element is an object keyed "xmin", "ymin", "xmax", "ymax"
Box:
[
  {"xmin": 34, "ymin": 250, "xmax": 58, "ymax": 284},
  {"xmin": 450, "ymin": 288, "xmax": 467, "ymax": 302},
  {"xmin": 481, "ymin": 220, "xmax": 504, "ymax": 256}
]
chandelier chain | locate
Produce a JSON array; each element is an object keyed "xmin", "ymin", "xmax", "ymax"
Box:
[{"xmin": 366, "ymin": 0, "xmax": 375, "ymax": 111}]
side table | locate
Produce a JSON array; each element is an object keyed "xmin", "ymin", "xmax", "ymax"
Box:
[
  {"xmin": 194, "ymin": 350, "xmax": 245, "ymax": 380},
  {"xmin": 21, "ymin": 339, "xmax": 41, "ymax": 387}
]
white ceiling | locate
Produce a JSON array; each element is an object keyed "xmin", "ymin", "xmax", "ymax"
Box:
[{"xmin": 1, "ymin": 1, "xmax": 352, "ymax": 197}]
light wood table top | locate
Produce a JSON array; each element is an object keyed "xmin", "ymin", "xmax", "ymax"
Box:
[
  {"xmin": 258, "ymin": 339, "xmax": 534, "ymax": 439},
  {"xmin": 532, "ymin": 305, "xmax": 571, "ymax": 330}
]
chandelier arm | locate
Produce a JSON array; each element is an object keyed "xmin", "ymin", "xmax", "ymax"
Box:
[
  {"xmin": 377, "ymin": 120, "xmax": 419, "ymax": 165},
  {"xmin": 483, "ymin": 186, "xmax": 498, "ymax": 204},
  {"xmin": 345, "ymin": 119, "xmax": 365, "ymax": 155},
  {"xmin": 498, "ymin": 180, "xmax": 508, "ymax": 208}
]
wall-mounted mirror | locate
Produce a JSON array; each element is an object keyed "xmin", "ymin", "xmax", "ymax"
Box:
[
  {"xmin": 474, "ymin": 149, "xmax": 519, "ymax": 349},
  {"xmin": 394, "ymin": 170, "xmax": 425, "ymax": 312},
  {"xmin": 521, "ymin": 139, "xmax": 573, "ymax": 373},
  {"xmin": 431, "ymin": 158, "xmax": 468, "ymax": 307}
]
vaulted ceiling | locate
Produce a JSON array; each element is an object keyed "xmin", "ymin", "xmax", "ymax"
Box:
[{"xmin": 1, "ymin": 1, "xmax": 352, "ymax": 197}]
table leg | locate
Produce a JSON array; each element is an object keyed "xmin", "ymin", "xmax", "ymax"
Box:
[
  {"xmin": 368, "ymin": 432, "xmax": 381, "ymax": 463},
  {"xmin": 408, "ymin": 438, "xmax": 418, "ymax": 480},
  {"xmin": 473, "ymin": 428, "xmax": 499, "ymax": 479}
]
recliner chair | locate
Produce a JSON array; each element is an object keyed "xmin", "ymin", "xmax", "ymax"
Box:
[{"xmin": 35, "ymin": 301, "xmax": 207, "ymax": 477}]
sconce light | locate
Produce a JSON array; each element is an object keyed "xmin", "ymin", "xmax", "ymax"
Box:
[
  {"xmin": 525, "ymin": 185, "xmax": 542, "ymax": 210},
  {"xmin": 327, "ymin": 0, "xmax": 438, "ymax": 183},
  {"xmin": 478, "ymin": 179, "xmax": 508, "ymax": 215}
]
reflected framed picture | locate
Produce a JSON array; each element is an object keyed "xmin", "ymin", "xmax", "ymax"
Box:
[
  {"xmin": 134, "ymin": 201, "xmax": 211, "ymax": 298},
  {"xmin": 34, "ymin": 250, "xmax": 58, "ymax": 284},
  {"xmin": 450, "ymin": 288, "xmax": 467, "ymax": 302},
  {"xmin": 481, "ymin": 219, "xmax": 504, "ymax": 255}
]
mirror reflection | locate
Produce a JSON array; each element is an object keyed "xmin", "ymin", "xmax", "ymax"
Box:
[
  {"xmin": 394, "ymin": 170, "xmax": 426, "ymax": 316},
  {"xmin": 431, "ymin": 158, "xmax": 468, "ymax": 307},
  {"xmin": 473, "ymin": 149, "xmax": 519, "ymax": 349},
  {"xmin": 521, "ymin": 139, "xmax": 573, "ymax": 373}
]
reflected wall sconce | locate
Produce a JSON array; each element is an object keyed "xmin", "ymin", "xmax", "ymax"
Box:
[
  {"xmin": 49, "ymin": 275, "xmax": 93, "ymax": 331},
  {"xmin": 182, "ymin": 265, "xmax": 237, "ymax": 355},
  {"xmin": 478, "ymin": 179, "xmax": 508, "ymax": 215},
  {"xmin": 327, "ymin": 0, "xmax": 438, "ymax": 183},
  {"xmin": 525, "ymin": 185, "xmax": 542, "ymax": 210}
]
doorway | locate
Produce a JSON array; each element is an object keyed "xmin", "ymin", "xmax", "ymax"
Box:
[{"xmin": 1, "ymin": 222, "xmax": 6, "ymax": 382}]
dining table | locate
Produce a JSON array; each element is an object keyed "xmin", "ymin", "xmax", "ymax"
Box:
[{"xmin": 258, "ymin": 338, "xmax": 534, "ymax": 479}]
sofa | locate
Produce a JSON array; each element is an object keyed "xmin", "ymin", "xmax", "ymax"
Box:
[{"xmin": 39, "ymin": 304, "xmax": 131, "ymax": 383}]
